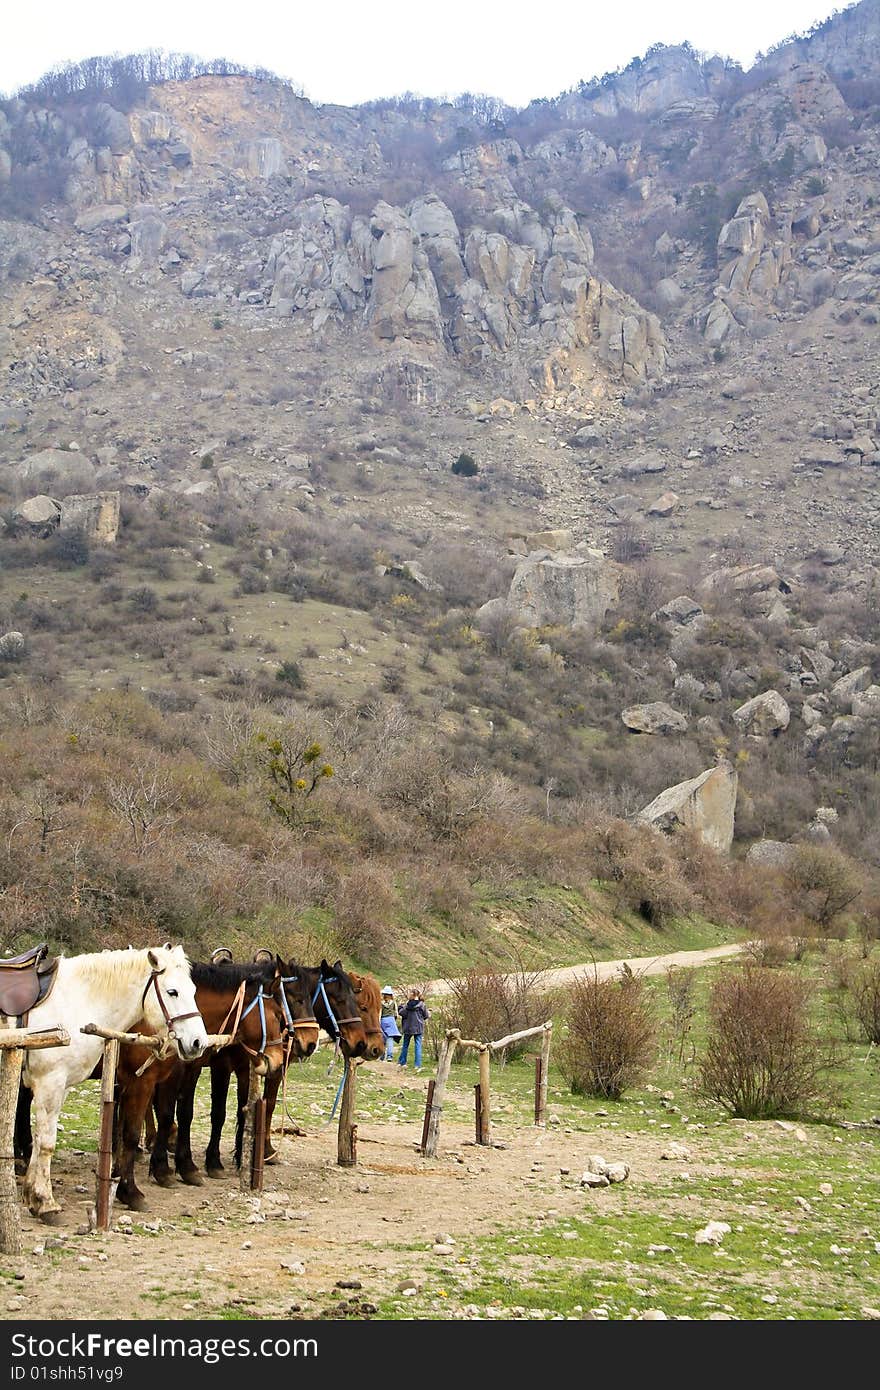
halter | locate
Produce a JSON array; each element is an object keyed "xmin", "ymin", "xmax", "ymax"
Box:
[
  {"xmin": 216, "ymin": 980, "xmax": 285, "ymax": 1061},
  {"xmin": 312, "ymin": 975, "xmax": 360, "ymax": 1041},
  {"xmin": 142, "ymin": 967, "xmax": 202, "ymax": 1039},
  {"xmin": 276, "ymin": 972, "xmax": 319, "ymax": 1035}
]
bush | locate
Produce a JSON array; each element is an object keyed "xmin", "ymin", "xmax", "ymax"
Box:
[
  {"xmin": 275, "ymin": 660, "xmax": 305, "ymax": 691},
  {"xmin": 439, "ymin": 961, "xmax": 548, "ymax": 1058},
  {"xmin": 330, "ymin": 861, "xmax": 397, "ymax": 963},
  {"xmin": 452, "ymin": 453, "xmax": 478, "ymax": 477},
  {"xmin": 558, "ymin": 967, "xmax": 657, "ymax": 1099},
  {"xmin": 784, "ymin": 844, "xmax": 862, "ymax": 934},
  {"xmin": 698, "ymin": 967, "xmax": 834, "ymax": 1118},
  {"xmin": 849, "ymin": 957, "xmax": 880, "ymax": 1044}
]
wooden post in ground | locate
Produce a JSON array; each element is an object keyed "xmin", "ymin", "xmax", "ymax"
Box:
[
  {"xmin": 95, "ymin": 1038, "xmax": 119, "ymax": 1231},
  {"xmin": 0, "ymin": 1046, "xmax": 24, "ymax": 1255},
  {"xmin": 477, "ymin": 1045, "xmax": 491, "ymax": 1146},
  {"xmin": 419, "ymin": 1079, "xmax": 435, "ymax": 1154},
  {"xmin": 337, "ymin": 1061, "xmax": 358, "ymax": 1167},
  {"xmin": 0, "ymin": 1028, "xmax": 69, "ymax": 1255},
  {"xmin": 240, "ymin": 1062, "xmax": 261, "ymax": 1192},
  {"xmin": 536, "ymin": 1023, "xmax": 552, "ymax": 1127},
  {"xmin": 534, "ymin": 1056, "xmax": 542, "ymax": 1127},
  {"xmin": 251, "ymin": 1097, "xmax": 266, "ymax": 1192},
  {"xmin": 423, "ymin": 1030, "xmax": 458, "ymax": 1159}
]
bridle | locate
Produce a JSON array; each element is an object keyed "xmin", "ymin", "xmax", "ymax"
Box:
[
  {"xmin": 216, "ymin": 979, "xmax": 286, "ymax": 1061},
  {"xmin": 274, "ymin": 970, "xmax": 320, "ymax": 1037},
  {"xmin": 142, "ymin": 967, "xmax": 202, "ymax": 1040},
  {"xmin": 312, "ymin": 972, "xmax": 361, "ymax": 1042}
]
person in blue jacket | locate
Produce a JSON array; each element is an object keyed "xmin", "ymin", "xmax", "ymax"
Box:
[
  {"xmin": 379, "ymin": 986, "xmax": 401, "ymax": 1061},
  {"xmin": 398, "ymin": 988, "xmax": 430, "ymax": 1071}
]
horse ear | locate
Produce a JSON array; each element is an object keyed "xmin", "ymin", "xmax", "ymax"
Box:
[
  {"xmin": 320, "ymin": 958, "xmax": 330, "ymax": 973},
  {"xmin": 333, "ymin": 958, "xmax": 344, "ymax": 973},
  {"xmin": 163, "ymin": 941, "xmax": 172, "ymax": 950},
  {"xmin": 147, "ymin": 949, "xmax": 159, "ymax": 969}
]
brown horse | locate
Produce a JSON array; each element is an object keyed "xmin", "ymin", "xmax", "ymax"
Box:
[
  {"xmin": 117, "ymin": 961, "xmax": 287, "ymax": 1208},
  {"xmin": 347, "ymin": 971, "xmax": 384, "ymax": 1061},
  {"xmin": 203, "ymin": 958, "xmax": 320, "ymax": 1177},
  {"xmin": 214, "ymin": 958, "xmax": 368, "ymax": 1167}
]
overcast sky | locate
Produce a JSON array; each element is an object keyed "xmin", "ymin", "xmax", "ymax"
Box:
[{"xmin": 2, "ymin": 0, "xmax": 846, "ymax": 106}]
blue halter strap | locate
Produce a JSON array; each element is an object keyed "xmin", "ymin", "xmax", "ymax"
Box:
[
  {"xmin": 313, "ymin": 977, "xmax": 341, "ymax": 1040},
  {"xmin": 240, "ymin": 985, "xmax": 267, "ymax": 1056}
]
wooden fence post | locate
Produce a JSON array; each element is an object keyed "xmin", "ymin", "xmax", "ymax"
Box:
[
  {"xmin": 0, "ymin": 1047, "xmax": 24, "ymax": 1255},
  {"xmin": 536, "ymin": 1023, "xmax": 552, "ymax": 1127},
  {"xmin": 95, "ymin": 1038, "xmax": 119, "ymax": 1231},
  {"xmin": 337, "ymin": 1061, "xmax": 358, "ymax": 1167},
  {"xmin": 419, "ymin": 1079, "xmax": 435, "ymax": 1154},
  {"xmin": 477, "ymin": 1045, "xmax": 491, "ymax": 1146},
  {"xmin": 251, "ymin": 1097, "xmax": 266, "ymax": 1192},
  {"xmin": 423, "ymin": 1030, "xmax": 458, "ymax": 1159}
]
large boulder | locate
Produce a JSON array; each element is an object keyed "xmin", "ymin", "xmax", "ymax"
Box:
[
  {"xmin": 621, "ymin": 702, "xmax": 688, "ymax": 734},
  {"xmin": 14, "ymin": 449, "xmax": 97, "ymax": 495},
  {"xmin": 851, "ymin": 685, "xmax": 880, "ymax": 719},
  {"xmin": 58, "ymin": 491, "xmax": 121, "ymax": 544},
  {"xmin": 831, "ymin": 667, "xmax": 873, "ymax": 711},
  {"xmin": 636, "ymin": 760, "xmax": 737, "ymax": 853},
  {"xmin": 12, "ymin": 495, "xmax": 61, "ymax": 535},
  {"xmin": 505, "ymin": 549, "xmax": 620, "ymax": 631},
  {"xmin": 652, "ymin": 595, "xmax": 703, "ymax": 626},
  {"xmin": 746, "ymin": 839, "xmax": 795, "ymax": 868},
  {"xmin": 732, "ymin": 689, "xmax": 791, "ymax": 736}
]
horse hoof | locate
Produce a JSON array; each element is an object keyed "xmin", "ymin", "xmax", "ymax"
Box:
[
  {"xmin": 119, "ymin": 1192, "xmax": 147, "ymax": 1212},
  {"xmin": 180, "ymin": 1170, "xmax": 203, "ymax": 1187},
  {"xmin": 152, "ymin": 1173, "xmax": 176, "ymax": 1189},
  {"xmin": 205, "ymin": 1167, "xmax": 224, "ymax": 1180},
  {"xmin": 37, "ymin": 1209, "xmax": 63, "ymax": 1226},
  {"xmin": 264, "ymin": 1150, "xmax": 278, "ymax": 1165}
]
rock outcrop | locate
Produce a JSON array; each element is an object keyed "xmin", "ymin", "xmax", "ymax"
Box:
[
  {"xmin": 621, "ymin": 702, "xmax": 688, "ymax": 734},
  {"xmin": 636, "ymin": 760, "xmax": 738, "ymax": 853},
  {"xmin": 499, "ymin": 549, "xmax": 621, "ymax": 631},
  {"xmin": 732, "ymin": 690, "xmax": 791, "ymax": 736}
]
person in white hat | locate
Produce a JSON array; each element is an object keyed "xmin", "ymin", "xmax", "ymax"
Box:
[{"xmin": 379, "ymin": 986, "xmax": 401, "ymax": 1062}]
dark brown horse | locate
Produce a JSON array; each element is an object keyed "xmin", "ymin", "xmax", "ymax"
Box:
[
  {"xmin": 203, "ymin": 957, "xmax": 320, "ymax": 1177},
  {"xmin": 211, "ymin": 958, "xmax": 367, "ymax": 1168}
]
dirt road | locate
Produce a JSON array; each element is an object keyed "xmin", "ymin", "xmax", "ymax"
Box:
[{"xmin": 425, "ymin": 943, "xmax": 743, "ymax": 997}]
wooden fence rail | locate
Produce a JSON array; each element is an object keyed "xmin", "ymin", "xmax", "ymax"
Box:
[{"xmin": 421, "ymin": 1022, "xmax": 553, "ymax": 1158}]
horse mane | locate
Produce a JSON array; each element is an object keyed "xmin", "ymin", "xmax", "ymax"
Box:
[
  {"xmin": 191, "ymin": 960, "xmax": 275, "ymax": 991},
  {"xmin": 62, "ymin": 947, "xmax": 175, "ymax": 989}
]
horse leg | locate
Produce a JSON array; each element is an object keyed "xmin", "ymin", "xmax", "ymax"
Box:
[
  {"xmin": 205, "ymin": 1059, "xmax": 230, "ymax": 1177},
  {"xmin": 149, "ymin": 1074, "xmax": 178, "ymax": 1188},
  {"xmin": 174, "ymin": 1068, "xmax": 203, "ymax": 1186},
  {"xmin": 23, "ymin": 1071, "xmax": 66, "ymax": 1221},
  {"xmin": 233, "ymin": 1061, "xmax": 249, "ymax": 1170},
  {"xmin": 263, "ymin": 1067, "xmax": 281, "ymax": 1163},
  {"xmin": 114, "ymin": 1074, "xmax": 155, "ymax": 1212},
  {"xmin": 14, "ymin": 1084, "xmax": 33, "ymax": 1177}
]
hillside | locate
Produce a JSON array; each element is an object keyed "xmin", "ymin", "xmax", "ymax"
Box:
[{"xmin": 0, "ymin": 4, "xmax": 879, "ymax": 968}]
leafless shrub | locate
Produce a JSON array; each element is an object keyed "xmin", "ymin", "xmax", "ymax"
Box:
[
  {"xmin": 784, "ymin": 844, "xmax": 863, "ymax": 934},
  {"xmin": 849, "ymin": 957, "xmax": 880, "ymax": 1044},
  {"xmin": 665, "ymin": 965, "xmax": 697, "ymax": 1063},
  {"xmin": 438, "ymin": 958, "xmax": 548, "ymax": 1059},
  {"xmin": 558, "ymin": 966, "xmax": 657, "ymax": 1099},
  {"xmin": 329, "ymin": 861, "xmax": 397, "ymax": 963},
  {"xmin": 698, "ymin": 967, "xmax": 836, "ymax": 1119}
]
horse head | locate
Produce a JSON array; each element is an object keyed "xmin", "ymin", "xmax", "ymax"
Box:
[
  {"xmin": 270, "ymin": 957, "xmax": 319, "ymax": 1059},
  {"xmin": 238, "ymin": 960, "xmax": 287, "ymax": 1077},
  {"xmin": 143, "ymin": 944, "xmax": 208, "ymax": 1060},
  {"xmin": 311, "ymin": 959, "xmax": 368, "ymax": 1058},
  {"xmin": 346, "ymin": 971, "xmax": 385, "ymax": 1060}
]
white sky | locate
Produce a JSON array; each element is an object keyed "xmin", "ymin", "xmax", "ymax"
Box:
[{"xmin": 2, "ymin": 0, "xmax": 847, "ymax": 106}]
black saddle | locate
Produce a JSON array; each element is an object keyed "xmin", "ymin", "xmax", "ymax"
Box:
[{"xmin": 0, "ymin": 944, "xmax": 57, "ymax": 1022}]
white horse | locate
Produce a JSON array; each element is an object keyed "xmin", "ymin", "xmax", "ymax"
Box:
[{"xmin": 16, "ymin": 944, "xmax": 208, "ymax": 1220}]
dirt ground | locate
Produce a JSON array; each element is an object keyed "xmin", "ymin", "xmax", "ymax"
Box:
[{"xmin": 4, "ymin": 1062, "xmax": 676, "ymax": 1323}]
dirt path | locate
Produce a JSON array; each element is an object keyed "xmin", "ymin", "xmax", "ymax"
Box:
[{"xmin": 425, "ymin": 943, "xmax": 743, "ymax": 997}]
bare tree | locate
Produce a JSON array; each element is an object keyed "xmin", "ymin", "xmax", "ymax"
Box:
[{"xmin": 107, "ymin": 765, "xmax": 181, "ymax": 854}]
